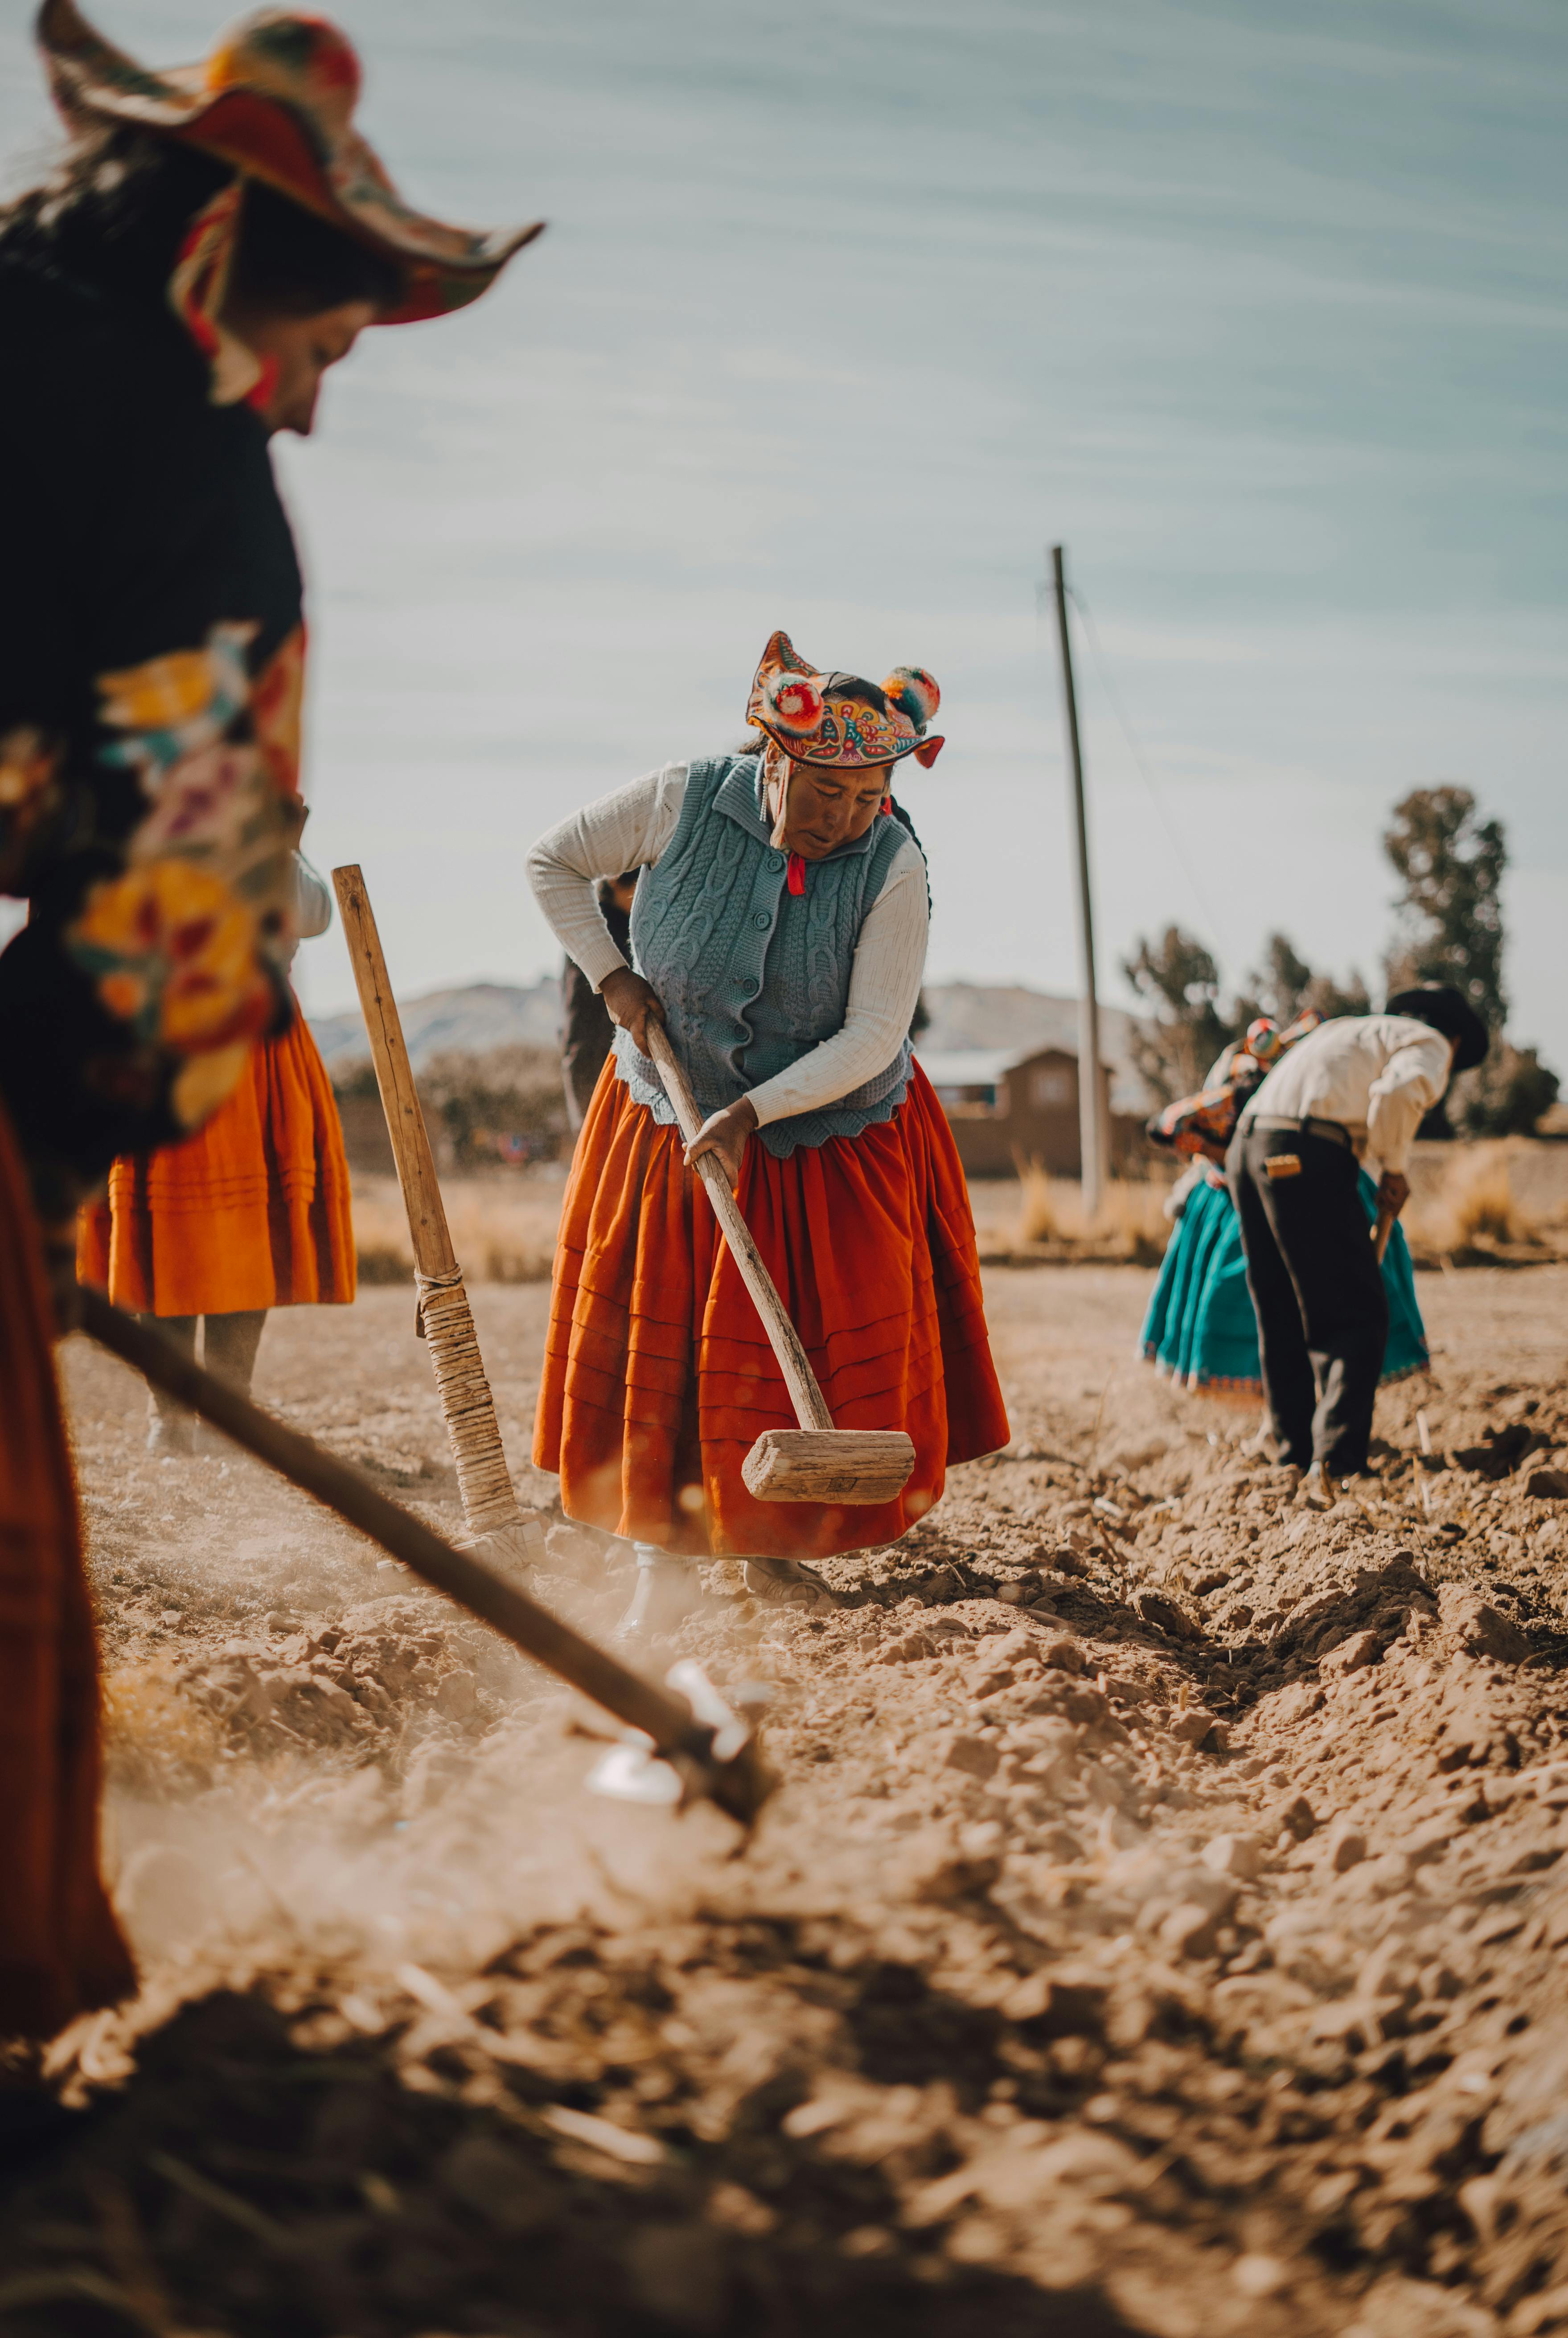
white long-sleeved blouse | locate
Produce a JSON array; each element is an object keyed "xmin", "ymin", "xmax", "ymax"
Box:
[
  {"xmin": 1240, "ymin": 1014, "xmax": 1453, "ymax": 1174},
  {"xmin": 525, "ymin": 762, "xmax": 928, "ymax": 1130}
]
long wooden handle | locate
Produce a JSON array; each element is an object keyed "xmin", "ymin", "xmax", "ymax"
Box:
[
  {"xmin": 644, "ymin": 1021, "xmax": 833, "ymax": 1434},
  {"xmin": 332, "ymin": 864, "xmax": 456, "ymax": 1279},
  {"xmin": 79, "ymin": 1292, "xmax": 772, "ymax": 1827},
  {"xmin": 332, "ymin": 863, "xmax": 530, "ymax": 1544},
  {"xmin": 1373, "ymin": 1201, "xmax": 1395, "ymax": 1264}
]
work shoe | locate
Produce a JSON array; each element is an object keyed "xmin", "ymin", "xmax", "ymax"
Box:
[
  {"xmin": 741, "ymin": 1555, "xmax": 841, "ymax": 1610},
  {"xmin": 614, "ymin": 1548, "xmax": 704, "ymax": 1641},
  {"xmin": 145, "ymin": 1415, "xmax": 194, "ymax": 1459},
  {"xmin": 1298, "ymin": 1464, "xmax": 1338, "ymax": 1510}
]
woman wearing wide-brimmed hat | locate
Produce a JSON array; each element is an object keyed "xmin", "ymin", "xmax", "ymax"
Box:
[
  {"xmin": 529, "ymin": 631, "xmax": 1010, "ymax": 1636},
  {"xmin": 0, "ymin": 0, "xmax": 538, "ymax": 2034}
]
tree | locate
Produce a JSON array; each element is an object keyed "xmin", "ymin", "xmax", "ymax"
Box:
[
  {"xmin": 1126, "ymin": 925, "xmax": 1378, "ymax": 1111},
  {"xmin": 1123, "ymin": 810, "xmax": 1558, "ymax": 1132},
  {"xmin": 1121, "ymin": 926, "xmax": 1235, "ymax": 1103},
  {"xmin": 1381, "ymin": 786, "xmax": 1564, "ymax": 1134},
  {"xmin": 1236, "ymin": 933, "xmax": 1313, "ymax": 1027},
  {"xmin": 1236, "ymin": 932, "xmax": 1370, "ymax": 1030},
  {"xmin": 1301, "ymin": 966, "xmax": 1372, "ymax": 1024},
  {"xmin": 1384, "ymin": 786, "xmax": 1503, "ymax": 1138},
  {"xmin": 1383, "ymin": 786, "xmax": 1506, "ymax": 1031},
  {"xmin": 1456, "ymin": 1042, "xmax": 1560, "ymax": 1139}
]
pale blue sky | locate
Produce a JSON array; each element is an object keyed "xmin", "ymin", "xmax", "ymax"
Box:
[{"xmin": 4, "ymin": 0, "xmax": 1565, "ymax": 1058}]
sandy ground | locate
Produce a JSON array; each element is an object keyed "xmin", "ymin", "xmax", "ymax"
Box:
[{"xmin": 4, "ymin": 1263, "xmax": 1568, "ymax": 2336}]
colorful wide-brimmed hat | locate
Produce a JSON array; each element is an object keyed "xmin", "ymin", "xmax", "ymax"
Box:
[
  {"xmin": 747, "ymin": 631, "xmax": 944, "ymax": 771},
  {"xmin": 36, "ymin": 0, "xmax": 543, "ymax": 325}
]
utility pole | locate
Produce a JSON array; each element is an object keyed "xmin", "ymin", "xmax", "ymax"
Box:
[{"xmin": 1049, "ymin": 544, "xmax": 1108, "ymax": 1219}]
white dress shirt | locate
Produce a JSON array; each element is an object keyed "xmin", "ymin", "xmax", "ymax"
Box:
[
  {"xmin": 525, "ymin": 763, "xmax": 928, "ymax": 1130},
  {"xmin": 1239, "ymin": 1014, "xmax": 1453, "ymax": 1174}
]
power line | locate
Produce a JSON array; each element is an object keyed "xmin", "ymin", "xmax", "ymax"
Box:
[{"xmin": 1047, "ymin": 576, "xmax": 1232, "ymax": 961}]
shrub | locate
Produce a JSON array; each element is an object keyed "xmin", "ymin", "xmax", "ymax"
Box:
[
  {"xmin": 349, "ymin": 1175, "xmax": 562, "ymax": 1287},
  {"xmin": 1405, "ymin": 1142, "xmax": 1539, "ymax": 1256},
  {"xmin": 1013, "ymin": 1158, "xmax": 1168, "ymax": 1261}
]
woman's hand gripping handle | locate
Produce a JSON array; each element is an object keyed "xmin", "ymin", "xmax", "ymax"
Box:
[
  {"xmin": 599, "ymin": 965, "xmax": 665, "ymax": 1058},
  {"xmin": 613, "ymin": 984, "xmax": 757, "ymax": 1186},
  {"xmin": 643, "ymin": 1022, "xmax": 830, "ymax": 1434}
]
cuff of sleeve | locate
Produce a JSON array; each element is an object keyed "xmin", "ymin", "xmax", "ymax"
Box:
[
  {"xmin": 743, "ymin": 1077, "xmax": 784, "ymax": 1129},
  {"xmin": 577, "ymin": 940, "xmax": 629, "ymax": 992}
]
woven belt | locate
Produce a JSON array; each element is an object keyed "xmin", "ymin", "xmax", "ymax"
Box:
[{"xmin": 1253, "ymin": 1114, "xmax": 1353, "ymax": 1151}]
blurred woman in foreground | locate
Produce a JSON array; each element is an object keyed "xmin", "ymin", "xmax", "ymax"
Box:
[{"xmin": 0, "ymin": 0, "xmax": 537, "ymax": 2039}]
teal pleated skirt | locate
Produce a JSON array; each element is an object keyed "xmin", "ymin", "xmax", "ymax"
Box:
[{"xmin": 1140, "ymin": 1170, "xmax": 1428, "ymax": 1396}]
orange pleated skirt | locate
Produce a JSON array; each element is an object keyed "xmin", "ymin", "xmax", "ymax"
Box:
[
  {"xmin": 77, "ymin": 1013, "xmax": 355, "ymax": 1317},
  {"xmin": 0, "ymin": 1102, "xmax": 135, "ymax": 2035},
  {"xmin": 534, "ymin": 1059, "xmax": 1009, "ymax": 1559}
]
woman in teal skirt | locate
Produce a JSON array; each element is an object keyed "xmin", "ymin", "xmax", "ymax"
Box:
[
  {"xmin": 1140, "ymin": 1014, "xmax": 1429, "ymax": 1399},
  {"xmin": 1141, "ymin": 1164, "xmax": 1428, "ymax": 1396}
]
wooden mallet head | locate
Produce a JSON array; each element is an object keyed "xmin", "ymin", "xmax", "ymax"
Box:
[{"xmin": 742, "ymin": 1427, "xmax": 916, "ymax": 1505}]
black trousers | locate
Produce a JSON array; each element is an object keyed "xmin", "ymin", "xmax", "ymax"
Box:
[{"xmin": 1227, "ymin": 1124, "xmax": 1388, "ymax": 1475}]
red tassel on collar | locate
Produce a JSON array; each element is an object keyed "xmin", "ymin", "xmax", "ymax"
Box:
[{"xmin": 785, "ymin": 800, "xmax": 892, "ymax": 895}]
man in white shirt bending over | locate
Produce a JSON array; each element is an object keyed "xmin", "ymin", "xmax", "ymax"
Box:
[{"xmin": 1228, "ymin": 983, "xmax": 1488, "ymax": 1487}]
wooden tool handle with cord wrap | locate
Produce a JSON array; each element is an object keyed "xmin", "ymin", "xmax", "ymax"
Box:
[
  {"xmin": 332, "ymin": 864, "xmax": 540, "ymax": 1555},
  {"xmin": 644, "ymin": 1020, "xmax": 833, "ymax": 1434}
]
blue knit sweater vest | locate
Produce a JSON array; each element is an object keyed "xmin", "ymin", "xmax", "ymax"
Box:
[{"xmin": 612, "ymin": 753, "xmax": 916, "ymax": 1158}]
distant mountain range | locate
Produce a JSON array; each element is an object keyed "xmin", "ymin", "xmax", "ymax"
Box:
[
  {"xmin": 311, "ymin": 975, "xmax": 1151, "ymax": 1096},
  {"xmin": 310, "ymin": 980, "xmax": 563, "ymax": 1071}
]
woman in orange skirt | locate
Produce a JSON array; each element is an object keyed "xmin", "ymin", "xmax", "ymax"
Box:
[
  {"xmin": 528, "ymin": 631, "xmax": 1009, "ymax": 1634},
  {"xmin": 78, "ymin": 855, "xmax": 356, "ymax": 1451}
]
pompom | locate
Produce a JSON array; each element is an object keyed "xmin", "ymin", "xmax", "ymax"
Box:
[
  {"xmin": 1246, "ymin": 1017, "xmax": 1282, "ymax": 1062},
  {"xmin": 765, "ymin": 673, "xmax": 825, "ymax": 737},
  {"xmin": 883, "ymin": 665, "xmax": 940, "ymax": 729}
]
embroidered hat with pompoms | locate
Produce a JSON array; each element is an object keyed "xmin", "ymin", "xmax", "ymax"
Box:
[
  {"xmin": 35, "ymin": 0, "xmax": 543, "ymax": 326},
  {"xmin": 746, "ymin": 630, "xmax": 944, "ymax": 771}
]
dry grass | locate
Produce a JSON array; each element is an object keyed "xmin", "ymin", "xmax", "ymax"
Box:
[
  {"xmin": 352, "ymin": 1174, "xmax": 564, "ymax": 1286},
  {"xmin": 348, "ymin": 1142, "xmax": 1567, "ymax": 1287},
  {"xmin": 1012, "ymin": 1157, "xmax": 1170, "ymax": 1261},
  {"xmin": 1405, "ymin": 1140, "xmax": 1546, "ymax": 1257}
]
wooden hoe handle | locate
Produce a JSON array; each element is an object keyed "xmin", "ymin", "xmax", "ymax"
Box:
[
  {"xmin": 643, "ymin": 1022, "xmax": 833, "ymax": 1435},
  {"xmin": 79, "ymin": 1290, "xmax": 773, "ymax": 1826}
]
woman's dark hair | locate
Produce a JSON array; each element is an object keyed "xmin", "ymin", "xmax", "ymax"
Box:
[
  {"xmin": 227, "ymin": 177, "xmax": 405, "ymax": 317},
  {"xmin": 822, "ymin": 671, "xmax": 891, "ymax": 719},
  {"xmin": 0, "ymin": 124, "xmax": 404, "ymax": 316}
]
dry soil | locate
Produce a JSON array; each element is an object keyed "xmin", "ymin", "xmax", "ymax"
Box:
[{"xmin": 4, "ymin": 1263, "xmax": 1568, "ymax": 2338}]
